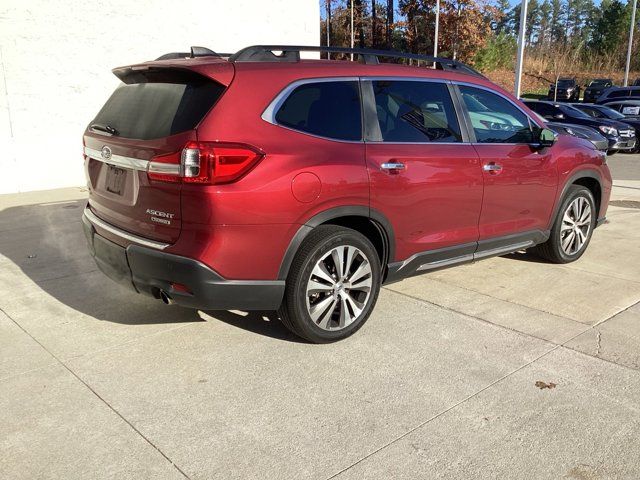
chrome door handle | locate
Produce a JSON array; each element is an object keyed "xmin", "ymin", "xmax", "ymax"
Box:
[
  {"xmin": 483, "ymin": 163, "xmax": 503, "ymax": 172},
  {"xmin": 381, "ymin": 162, "xmax": 406, "ymax": 171}
]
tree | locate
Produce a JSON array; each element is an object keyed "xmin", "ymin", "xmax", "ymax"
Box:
[
  {"xmin": 386, "ymin": 0, "xmax": 394, "ymax": 48},
  {"xmin": 493, "ymin": 0, "xmax": 512, "ymax": 33},
  {"xmin": 439, "ymin": 0, "xmax": 495, "ymax": 61}
]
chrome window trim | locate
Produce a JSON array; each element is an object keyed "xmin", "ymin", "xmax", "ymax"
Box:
[
  {"xmin": 84, "ymin": 147, "xmax": 149, "ymax": 172},
  {"xmin": 83, "ymin": 207, "xmax": 170, "ymax": 250},
  {"xmin": 261, "ymin": 76, "xmax": 364, "ymax": 144},
  {"xmin": 262, "ymin": 76, "xmax": 545, "ymax": 147}
]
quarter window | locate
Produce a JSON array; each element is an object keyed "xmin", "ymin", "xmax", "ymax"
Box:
[
  {"xmin": 460, "ymin": 86, "xmax": 534, "ymax": 143},
  {"xmin": 274, "ymin": 81, "xmax": 362, "ymax": 141},
  {"xmin": 371, "ymin": 80, "xmax": 462, "ymax": 142}
]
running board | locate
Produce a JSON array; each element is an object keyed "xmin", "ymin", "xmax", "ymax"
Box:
[{"xmin": 384, "ymin": 230, "xmax": 548, "ymax": 284}]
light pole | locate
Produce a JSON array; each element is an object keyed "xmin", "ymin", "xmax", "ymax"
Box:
[
  {"xmin": 351, "ymin": 0, "xmax": 355, "ymax": 61},
  {"xmin": 326, "ymin": 0, "xmax": 331, "ymax": 59},
  {"xmin": 624, "ymin": 0, "xmax": 638, "ymax": 86},
  {"xmin": 434, "ymin": 0, "xmax": 440, "ymax": 58},
  {"xmin": 514, "ymin": 0, "xmax": 528, "ymax": 98}
]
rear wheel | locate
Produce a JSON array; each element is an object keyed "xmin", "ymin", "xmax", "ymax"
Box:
[
  {"xmin": 278, "ymin": 225, "xmax": 381, "ymax": 343},
  {"xmin": 534, "ymin": 185, "xmax": 596, "ymax": 263}
]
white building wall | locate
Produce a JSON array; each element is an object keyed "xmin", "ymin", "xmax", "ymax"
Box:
[{"xmin": 0, "ymin": 0, "xmax": 319, "ymax": 193}]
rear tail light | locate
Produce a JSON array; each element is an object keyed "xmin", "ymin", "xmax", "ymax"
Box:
[{"xmin": 147, "ymin": 142, "xmax": 264, "ymax": 185}]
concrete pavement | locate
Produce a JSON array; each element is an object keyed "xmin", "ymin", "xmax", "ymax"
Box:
[{"xmin": 1, "ymin": 154, "xmax": 639, "ymax": 479}]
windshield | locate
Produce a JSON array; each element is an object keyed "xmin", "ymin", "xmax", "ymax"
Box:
[
  {"xmin": 589, "ymin": 80, "xmax": 610, "ymax": 87},
  {"xmin": 557, "ymin": 79, "xmax": 575, "ymax": 87},
  {"xmin": 597, "ymin": 106, "xmax": 625, "ymax": 119},
  {"xmin": 559, "ymin": 104, "xmax": 591, "ymax": 119}
]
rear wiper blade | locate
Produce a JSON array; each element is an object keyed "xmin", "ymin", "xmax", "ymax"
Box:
[{"xmin": 90, "ymin": 123, "xmax": 119, "ymax": 136}]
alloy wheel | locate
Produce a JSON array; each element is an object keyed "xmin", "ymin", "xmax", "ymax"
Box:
[
  {"xmin": 305, "ymin": 245, "xmax": 373, "ymax": 331},
  {"xmin": 560, "ymin": 197, "xmax": 592, "ymax": 255}
]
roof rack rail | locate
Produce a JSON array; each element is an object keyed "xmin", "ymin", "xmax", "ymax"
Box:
[
  {"xmin": 228, "ymin": 45, "xmax": 484, "ymax": 77},
  {"xmin": 155, "ymin": 46, "xmax": 232, "ymax": 61}
]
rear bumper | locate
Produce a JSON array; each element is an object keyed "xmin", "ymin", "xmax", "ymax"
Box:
[{"xmin": 82, "ymin": 209, "xmax": 285, "ymax": 310}]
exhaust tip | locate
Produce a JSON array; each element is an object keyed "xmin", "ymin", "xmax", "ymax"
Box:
[{"xmin": 159, "ymin": 290, "xmax": 174, "ymax": 305}]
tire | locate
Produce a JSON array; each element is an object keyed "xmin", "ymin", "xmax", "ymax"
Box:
[
  {"xmin": 278, "ymin": 225, "xmax": 381, "ymax": 343},
  {"xmin": 534, "ymin": 185, "xmax": 596, "ymax": 264}
]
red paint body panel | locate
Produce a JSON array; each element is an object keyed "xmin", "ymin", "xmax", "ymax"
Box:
[
  {"xmin": 83, "ymin": 57, "xmax": 613, "ymax": 283},
  {"xmin": 474, "ymin": 143, "xmax": 557, "ymax": 239},
  {"xmin": 366, "ymin": 143, "xmax": 483, "ymax": 261}
]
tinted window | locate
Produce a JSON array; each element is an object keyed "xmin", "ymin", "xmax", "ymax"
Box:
[
  {"xmin": 461, "ymin": 86, "xmax": 533, "ymax": 143},
  {"xmin": 526, "ymin": 102, "xmax": 556, "ymax": 117},
  {"xmin": 610, "ymin": 89, "xmax": 630, "ymax": 98},
  {"xmin": 578, "ymin": 106, "xmax": 604, "ymax": 118},
  {"xmin": 275, "ymin": 81, "xmax": 362, "ymax": 141},
  {"xmin": 371, "ymin": 81, "xmax": 461, "ymax": 142},
  {"xmin": 93, "ymin": 70, "xmax": 224, "ymax": 140},
  {"xmin": 596, "ymin": 106, "xmax": 625, "ymax": 119},
  {"xmin": 559, "ymin": 105, "xmax": 591, "ymax": 119}
]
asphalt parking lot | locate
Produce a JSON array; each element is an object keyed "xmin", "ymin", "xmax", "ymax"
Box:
[{"xmin": 2, "ymin": 154, "xmax": 640, "ymax": 479}]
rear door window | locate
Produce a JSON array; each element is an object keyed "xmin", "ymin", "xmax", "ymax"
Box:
[
  {"xmin": 275, "ymin": 81, "xmax": 362, "ymax": 141},
  {"xmin": 370, "ymin": 80, "xmax": 462, "ymax": 142},
  {"xmin": 92, "ymin": 69, "xmax": 224, "ymax": 140},
  {"xmin": 460, "ymin": 86, "xmax": 533, "ymax": 143}
]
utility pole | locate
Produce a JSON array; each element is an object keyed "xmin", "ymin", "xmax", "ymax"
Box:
[
  {"xmin": 351, "ymin": 0, "xmax": 355, "ymax": 61},
  {"xmin": 434, "ymin": 0, "xmax": 440, "ymax": 59},
  {"xmin": 514, "ymin": 0, "xmax": 528, "ymax": 98},
  {"xmin": 624, "ymin": 0, "xmax": 638, "ymax": 86}
]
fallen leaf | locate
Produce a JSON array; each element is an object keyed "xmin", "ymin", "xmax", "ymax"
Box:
[{"xmin": 535, "ymin": 381, "xmax": 557, "ymax": 390}]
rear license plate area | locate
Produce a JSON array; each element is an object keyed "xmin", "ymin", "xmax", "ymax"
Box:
[{"xmin": 105, "ymin": 165, "xmax": 126, "ymax": 195}]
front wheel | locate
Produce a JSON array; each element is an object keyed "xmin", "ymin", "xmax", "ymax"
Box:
[
  {"xmin": 534, "ymin": 185, "xmax": 596, "ymax": 263},
  {"xmin": 278, "ymin": 225, "xmax": 381, "ymax": 343}
]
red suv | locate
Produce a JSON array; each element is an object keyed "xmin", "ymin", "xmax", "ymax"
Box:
[{"xmin": 82, "ymin": 45, "xmax": 612, "ymax": 343}]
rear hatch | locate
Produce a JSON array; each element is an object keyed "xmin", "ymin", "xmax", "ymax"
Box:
[{"xmin": 84, "ymin": 63, "xmax": 231, "ymax": 244}]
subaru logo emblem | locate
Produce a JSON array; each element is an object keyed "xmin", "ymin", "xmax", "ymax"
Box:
[{"xmin": 101, "ymin": 146, "xmax": 112, "ymax": 161}]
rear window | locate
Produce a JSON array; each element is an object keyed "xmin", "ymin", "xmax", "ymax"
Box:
[
  {"xmin": 92, "ymin": 70, "xmax": 224, "ymax": 140},
  {"xmin": 609, "ymin": 89, "xmax": 630, "ymax": 99},
  {"xmin": 274, "ymin": 81, "xmax": 362, "ymax": 141}
]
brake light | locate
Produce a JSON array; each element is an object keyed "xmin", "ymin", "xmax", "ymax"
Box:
[{"xmin": 147, "ymin": 142, "xmax": 264, "ymax": 185}]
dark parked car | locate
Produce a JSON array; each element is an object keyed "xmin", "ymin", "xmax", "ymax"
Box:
[
  {"xmin": 602, "ymin": 100, "xmax": 640, "ymax": 116},
  {"xmin": 82, "ymin": 45, "xmax": 612, "ymax": 342},
  {"xmin": 524, "ymin": 100, "xmax": 636, "ymax": 153},
  {"xmin": 573, "ymin": 103, "xmax": 640, "ymax": 151},
  {"xmin": 548, "ymin": 78, "xmax": 581, "ymax": 101},
  {"xmin": 546, "ymin": 122, "xmax": 609, "ymax": 152},
  {"xmin": 632, "ymin": 78, "xmax": 640, "ymax": 86},
  {"xmin": 595, "ymin": 86, "xmax": 640, "ymax": 104},
  {"xmin": 583, "ymin": 79, "xmax": 613, "ymax": 103}
]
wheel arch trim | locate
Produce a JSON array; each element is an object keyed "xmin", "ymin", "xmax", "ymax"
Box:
[
  {"xmin": 549, "ymin": 169, "xmax": 603, "ymax": 230},
  {"xmin": 277, "ymin": 206, "xmax": 395, "ymax": 280}
]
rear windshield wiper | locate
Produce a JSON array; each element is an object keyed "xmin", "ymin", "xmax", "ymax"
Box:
[{"xmin": 90, "ymin": 123, "xmax": 119, "ymax": 136}]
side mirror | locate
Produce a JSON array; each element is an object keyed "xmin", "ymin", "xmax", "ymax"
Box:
[{"xmin": 533, "ymin": 127, "xmax": 557, "ymax": 149}]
